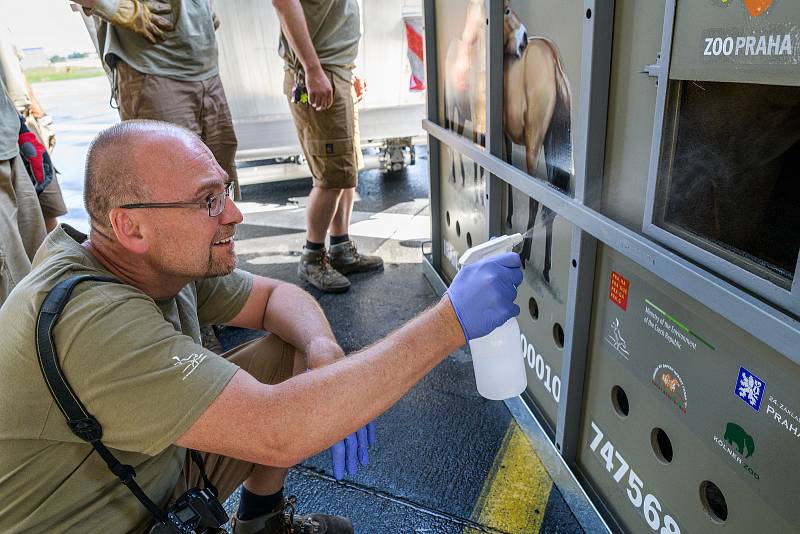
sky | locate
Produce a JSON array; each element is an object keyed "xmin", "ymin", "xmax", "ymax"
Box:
[{"xmin": 1, "ymin": 0, "xmax": 96, "ymax": 56}]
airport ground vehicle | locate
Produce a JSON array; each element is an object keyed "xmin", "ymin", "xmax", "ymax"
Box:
[{"xmin": 421, "ymin": 1, "xmax": 799, "ymax": 532}]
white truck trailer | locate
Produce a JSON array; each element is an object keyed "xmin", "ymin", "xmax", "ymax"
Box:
[{"xmin": 78, "ymin": 0, "xmax": 426, "ymax": 184}]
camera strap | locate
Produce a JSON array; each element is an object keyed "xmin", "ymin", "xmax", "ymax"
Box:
[{"xmin": 35, "ymin": 275, "xmax": 219, "ymax": 525}]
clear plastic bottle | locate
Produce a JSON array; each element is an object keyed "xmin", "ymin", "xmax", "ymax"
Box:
[
  {"xmin": 457, "ymin": 233, "xmax": 527, "ymax": 400},
  {"xmin": 468, "ymin": 318, "xmax": 526, "ymax": 400}
]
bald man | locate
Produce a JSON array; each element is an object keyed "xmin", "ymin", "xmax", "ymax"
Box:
[{"xmin": 0, "ymin": 120, "xmax": 523, "ymax": 533}]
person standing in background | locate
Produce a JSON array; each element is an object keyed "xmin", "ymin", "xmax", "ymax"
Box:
[
  {"xmin": 74, "ymin": 0, "xmax": 241, "ymax": 200},
  {"xmin": 74, "ymin": 0, "xmax": 242, "ymax": 349},
  {"xmin": 274, "ymin": 0, "xmax": 383, "ymax": 293},
  {"xmin": 0, "ymin": 26, "xmax": 67, "ymax": 232},
  {"xmin": 0, "ymin": 76, "xmax": 47, "ymax": 306}
]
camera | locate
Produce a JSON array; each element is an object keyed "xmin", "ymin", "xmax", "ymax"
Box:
[{"xmin": 148, "ymin": 487, "xmax": 229, "ymax": 534}]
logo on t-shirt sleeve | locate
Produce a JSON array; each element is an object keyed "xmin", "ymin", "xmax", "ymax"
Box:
[{"xmin": 172, "ymin": 353, "xmax": 208, "ymax": 380}]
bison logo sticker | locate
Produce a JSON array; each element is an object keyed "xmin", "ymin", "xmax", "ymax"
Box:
[
  {"xmin": 713, "ymin": 422, "xmax": 760, "ymax": 481},
  {"xmin": 724, "ymin": 422, "xmax": 755, "ymax": 458}
]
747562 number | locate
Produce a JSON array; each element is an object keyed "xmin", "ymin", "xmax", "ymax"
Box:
[{"xmin": 589, "ymin": 421, "xmax": 681, "ymax": 534}]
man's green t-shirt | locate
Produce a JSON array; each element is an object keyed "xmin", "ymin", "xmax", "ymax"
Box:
[
  {"xmin": 97, "ymin": 0, "xmax": 218, "ymax": 81},
  {"xmin": 279, "ymin": 0, "xmax": 361, "ymax": 82},
  {"xmin": 0, "ymin": 226, "xmax": 252, "ymax": 533}
]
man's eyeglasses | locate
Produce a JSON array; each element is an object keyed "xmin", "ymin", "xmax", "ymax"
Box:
[{"xmin": 119, "ymin": 182, "xmax": 234, "ymax": 217}]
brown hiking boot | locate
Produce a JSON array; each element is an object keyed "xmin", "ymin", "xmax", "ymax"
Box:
[
  {"xmin": 231, "ymin": 495, "xmax": 354, "ymax": 534},
  {"xmin": 298, "ymin": 248, "xmax": 351, "ymax": 293},
  {"xmin": 328, "ymin": 241, "xmax": 384, "ymax": 275}
]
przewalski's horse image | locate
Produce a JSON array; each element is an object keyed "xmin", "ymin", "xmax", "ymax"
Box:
[
  {"xmin": 504, "ymin": 30, "xmax": 573, "ymax": 283},
  {"xmin": 443, "ymin": 0, "xmax": 528, "ymax": 205},
  {"xmin": 443, "ymin": 1, "xmax": 572, "ymax": 283}
]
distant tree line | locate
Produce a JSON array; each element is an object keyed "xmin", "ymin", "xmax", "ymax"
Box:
[{"xmin": 48, "ymin": 52, "xmax": 90, "ymax": 63}]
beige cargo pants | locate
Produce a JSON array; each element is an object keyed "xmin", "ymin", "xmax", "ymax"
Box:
[
  {"xmin": 115, "ymin": 61, "xmax": 241, "ymax": 200},
  {"xmin": 0, "ymin": 155, "xmax": 46, "ymax": 305}
]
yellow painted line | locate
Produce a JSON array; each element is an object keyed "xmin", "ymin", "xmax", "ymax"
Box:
[{"xmin": 467, "ymin": 422, "xmax": 553, "ymax": 533}]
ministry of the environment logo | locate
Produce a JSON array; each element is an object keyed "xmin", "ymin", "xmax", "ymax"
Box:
[
  {"xmin": 604, "ymin": 317, "xmax": 630, "ymax": 359},
  {"xmin": 735, "ymin": 366, "xmax": 765, "ymax": 411}
]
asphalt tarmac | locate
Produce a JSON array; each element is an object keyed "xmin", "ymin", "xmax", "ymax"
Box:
[{"xmin": 215, "ymin": 156, "xmax": 585, "ymax": 533}]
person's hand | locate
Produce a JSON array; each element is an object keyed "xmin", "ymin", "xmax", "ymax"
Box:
[
  {"xmin": 306, "ymin": 66, "xmax": 333, "ymax": 111},
  {"xmin": 92, "ymin": 0, "xmax": 174, "ymax": 44},
  {"xmin": 353, "ymin": 76, "xmax": 367, "ymax": 104},
  {"xmin": 330, "ymin": 422, "xmax": 376, "ymax": 480},
  {"xmin": 446, "ymin": 252, "xmax": 523, "ymax": 341}
]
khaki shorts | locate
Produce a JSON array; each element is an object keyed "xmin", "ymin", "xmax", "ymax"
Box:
[
  {"xmin": 0, "ymin": 156, "xmax": 46, "ymax": 305},
  {"xmin": 168, "ymin": 334, "xmax": 296, "ymax": 503},
  {"xmin": 284, "ymin": 69, "xmax": 364, "ymax": 189},
  {"xmin": 115, "ymin": 62, "xmax": 241, "ymax": 200}
]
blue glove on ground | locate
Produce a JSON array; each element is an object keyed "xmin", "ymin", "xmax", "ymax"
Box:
[
  {"xmin": 331, "ymin": 421, "xmax": 377, "ymax": 480},
  {"xmin": 447, "ymin": 252, "xmax": 523, "ymax": 341}
]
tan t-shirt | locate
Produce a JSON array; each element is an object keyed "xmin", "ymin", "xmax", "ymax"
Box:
[
  {"xmin": 279, "ymin": 0, "xmax": 361, "ymax": 82},
  {"xmin": 0, "ymin": 226, "xmax": 252, "ymax": 533},
  {"xmin": 97, "ymin": 0, "xmax": 218, "ymax": 81}
]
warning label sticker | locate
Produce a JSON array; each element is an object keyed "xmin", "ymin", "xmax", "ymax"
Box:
[{"xmin": 608, "ymin": 271, "xmax": 629, "ymax": 311}]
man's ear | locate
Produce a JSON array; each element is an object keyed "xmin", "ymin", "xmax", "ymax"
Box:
[{"xmin": 108, "ymin": 207, "xmax": 148, "ymax": 254}]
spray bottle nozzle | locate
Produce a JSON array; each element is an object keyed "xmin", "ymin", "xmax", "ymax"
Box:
[{"xmin": 458, "ymin": 233, "xmax": 524, "ymax": 268}]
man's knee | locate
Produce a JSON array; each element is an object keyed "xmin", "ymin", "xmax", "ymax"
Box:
[
  {"xmin": 222, "ymin": 334, "xmax": 297, "ymax": 385},
  {"xmin": 312, "ymin": 186, "xmax": 345, "ymax": 202}
]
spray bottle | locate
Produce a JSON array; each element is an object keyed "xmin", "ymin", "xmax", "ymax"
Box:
[{"xmin": 458, "ymin": 233, "xmax": 527, "ymax": 400}]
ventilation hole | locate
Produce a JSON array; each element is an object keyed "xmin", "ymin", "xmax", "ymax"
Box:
[
  {"xmin": 528, "ymin": 297, "xmax": 539, "ymax": 320},
  {"xmin": 466, "ymin": 232, "xmax": 473, "ymax": 248},
  {"xmin": 446, "ymin": 211, "xmax": 451, "ymax": 227},
  {"xmin": 552, "ymin": 322, "xmax": 564, "ymax": 349},
  {"xmin": 456, "ymin": 221, "xmax": 461, "ymax": 237},
  {"xmin": 586, "ymin": 8, "xmax": 592, "ymax": 19},
  {"xmin": 571, "ymin": 259, "xmax": 577, "ymax": 268},
  {"xmin": 651, "ymin": 428, "xmax": 673, "ymax": 464},
  {"xmin": 611, "ymin": 385, "xmax": 629, "ymax": 417},
  {"xmin": 700, "ymin": 481, "xmax": 728, "ymax": 523}
]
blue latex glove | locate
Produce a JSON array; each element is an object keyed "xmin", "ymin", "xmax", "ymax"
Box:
[
  {"xmin": 446, "ymin": 252, "xmax": 523, "ymax": 341},
  {"xmin": 331, "ymin": 421, "xmax": 377, "ymax": 480}
]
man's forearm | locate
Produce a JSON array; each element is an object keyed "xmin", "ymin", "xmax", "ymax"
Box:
[
  {"xmin": 180, "ymin": 296, "xmax": 465, "ymax": 467},
  {"xmin": 264, "ymin": 296, "xmax": 465, "ymax": 463},
  {"xmin": 272, "ymin": 0, "xmax": 323, "ymax": 75}
]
